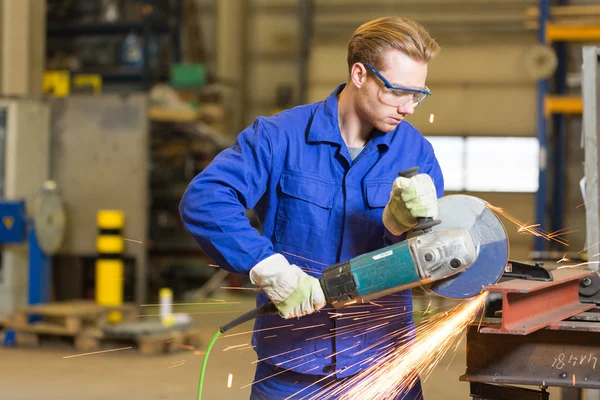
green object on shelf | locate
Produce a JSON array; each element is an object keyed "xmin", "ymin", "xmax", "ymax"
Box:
[{"xmin": 171, "ymin": 64, "xmax": 207, "ymax": 88}]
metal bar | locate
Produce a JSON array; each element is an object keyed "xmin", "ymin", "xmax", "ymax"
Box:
[
  {"xmin": 461, "ymin": 324, "xmax": 600, "ymax": 390},
  {"xmin": 469, "ymin": 382, "xmax": 549, "ymax": 400},
  {"xmin": 583, "ymin": 46, "xmax": 600, "ymax": 267},
  {"xmin": 481, "ymin": 269, "xmax": 595, "ymax": 335},
  {"xmin": 535, "ymin": 0, "xmax": 550, "ymax": 252}
]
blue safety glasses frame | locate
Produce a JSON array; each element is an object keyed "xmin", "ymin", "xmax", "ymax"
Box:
[{"xmin": 363, "ymin": 63, "xmax": 431, "ymax": 107}]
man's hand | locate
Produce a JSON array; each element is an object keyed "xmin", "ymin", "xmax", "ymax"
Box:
[
  {"xmin": 382, "ymin": 173, "xmax": 438, "ymax": 235},
  {"xmin": 249, "ymin": 254, "xmax": 326, "ymax": 319}
]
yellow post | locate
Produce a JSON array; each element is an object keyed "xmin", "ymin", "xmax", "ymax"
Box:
[
  {"xmin": 159, "ymin": 288, "xmax": 174, "ymax": 327},
  {"xmin": 96, "ymin": 210, "xmax": 125, "ymax": 323}
]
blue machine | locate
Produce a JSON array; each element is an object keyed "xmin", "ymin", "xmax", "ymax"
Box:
[
  {"xmin": 0, "ymin": 200, "xmax": 51, "ymax": 306},
  {"xmin": 1, "ymin": 182, "xmax": 65, "ymax": 347}
]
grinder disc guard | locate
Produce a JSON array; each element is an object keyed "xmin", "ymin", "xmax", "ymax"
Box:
[{"xmin": 427, "ymin": 195, "xmax": 509, "ymax": 299}]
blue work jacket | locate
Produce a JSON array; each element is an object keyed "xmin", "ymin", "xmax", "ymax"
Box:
[{"xmin": 180, "ymin": 84, "xmax": 444, "ymax": 379}]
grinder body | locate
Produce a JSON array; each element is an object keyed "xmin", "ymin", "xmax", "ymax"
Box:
[{"xmin": 320, "ymin": 228, "xmax": 477, "ymax": 308}]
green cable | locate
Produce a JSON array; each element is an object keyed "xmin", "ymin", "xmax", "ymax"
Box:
[{"xmin": 197, "ymin": 329, "xmax": 222, "ymax": 400}]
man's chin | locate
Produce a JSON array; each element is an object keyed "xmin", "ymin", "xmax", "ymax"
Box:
[{"xmin": 375, "ymin": 120, "xmax": 402, "ymax": 133}]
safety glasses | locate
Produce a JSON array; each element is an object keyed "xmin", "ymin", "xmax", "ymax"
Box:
[{"xmin": 363, "ymin": 63, "xmax": 431, "ymax": 108}]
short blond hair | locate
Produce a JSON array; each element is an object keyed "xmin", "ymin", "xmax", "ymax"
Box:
[{"xmin": 347, "ymin": 17, "xmax": 440, "ymax": 71}]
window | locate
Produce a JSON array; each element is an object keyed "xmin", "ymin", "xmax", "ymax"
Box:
[{"xmin": 426, "ymin": 136, "xmax": 539, "ymax": 193}]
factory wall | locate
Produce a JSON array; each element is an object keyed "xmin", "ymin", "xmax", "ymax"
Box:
[{"xmin": 216, "ymin": 0, "xmax": 590, "ymax": 261}]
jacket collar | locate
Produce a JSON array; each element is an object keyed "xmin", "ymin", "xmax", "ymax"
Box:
[{"xmin": 307, "ymin": 84, "xmax": 393, "ymax": 151}]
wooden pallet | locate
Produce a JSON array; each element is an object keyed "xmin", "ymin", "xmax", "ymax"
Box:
[
  {"xmin": 7, "ymin": 300, "xmax": 138, "ymax": 337},
  {"xmin": 74, "ymin": 326, "xmax": 203, "ymax": 355}
]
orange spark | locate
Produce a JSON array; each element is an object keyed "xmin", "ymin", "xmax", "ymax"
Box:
[
  {"xmin": 579, "ymin": 241, "xmax": 600, "ymax": 254},
  {"xmin": 241, "ymin": 360, "xmax": 316, "ymax": 389},
  {"xmin": 292, "ymin": 324, "xmax": 326, "ymax": 331},
  {"xmin": 557, "ymin": 261, "xmax": 600, "ymax": 270},
  {"xmin": 180, "ymin": 344, "xmax": 195, "ymax": 350},
  {"xmin": 557, "ymin": 253, "xmax": 572, "ymax": 263},
  {"xmin": 304, "ymin": 293, "xmax": 488, "ymax": 400},
  {"xmin": 227, "ymin": 373, "xmax": 233, "ymax": 388},
  {"xmin": 63, "ymin": 346, "xmax": 132, "ymax": 359},
  {"xmin": 223, "ymin": 343, "xmax": 250, "ymax": 352},
  {"xmin": 138, "ymin": 310, "xmax": 245, "ymax": 317},
  {"xmin": 123, "ymin": 238, "xmax": 143, "ymax": 244},
  {"xmin": 487, "ymin": 204, "xmax": 569, "ymax": 246},
  {"xmin": 140, "ymin": 301, "xmax": 240, "ymax": 307},
  {"xmin": 251, "ymin": 348, "xmax": 301, "ymax": 365},
  {"xmin": 324, "ymin": 343, "xmax": 361, "ymax": 360}
]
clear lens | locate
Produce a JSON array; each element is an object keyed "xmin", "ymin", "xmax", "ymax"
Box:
[{"xmin": 378, "ymin": 86, "xmax": 429, "ymax": 108}]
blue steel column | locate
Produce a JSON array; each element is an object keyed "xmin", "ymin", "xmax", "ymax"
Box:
[
  {"xmin": 27, "ymin": 222, "xmax": 50, "ymax": 306},
  {"xmin": 535, "ymin": 0, "xmax": 550, "ymax": 252}
]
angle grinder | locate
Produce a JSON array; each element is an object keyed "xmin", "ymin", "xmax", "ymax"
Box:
[{"xmin": 219, "ymin": 193, "xmax": 509, "ymax": 333}]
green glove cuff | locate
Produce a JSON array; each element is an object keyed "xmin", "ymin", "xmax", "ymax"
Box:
[{"xmin": 275, "ymin": 276, "xmax": 316, "ymax": 316}]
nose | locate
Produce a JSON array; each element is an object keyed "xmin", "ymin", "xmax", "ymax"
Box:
[{"xmin": 397, "ymin": 101, "xmax": 415, "ymax": 116}]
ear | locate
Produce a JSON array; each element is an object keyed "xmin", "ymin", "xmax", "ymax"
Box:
[{"xmin": 349, "ymin": 63, "xmax": 367, "ymax": 89}]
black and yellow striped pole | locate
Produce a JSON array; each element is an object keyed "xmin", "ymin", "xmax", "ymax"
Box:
[{"xmin": 96, "ymin": 210, "xmax": 125, "ymax": 323}]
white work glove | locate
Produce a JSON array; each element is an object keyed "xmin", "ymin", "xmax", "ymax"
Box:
[
  {"xmin": 382, "ymin": 174, "xmax": 438, "ymax": 236},
  {"xmin": 249, "ymin": 254, "xmax": 326, "ymax": 319}
]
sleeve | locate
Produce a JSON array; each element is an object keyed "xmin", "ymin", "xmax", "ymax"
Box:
[
  {"xmin": 179, "ymin": 117, "xmax": 277, "ymax": 275},
  {"xmin": 383, "ymin": 143, "xmax": 445, "ymax": 245}
]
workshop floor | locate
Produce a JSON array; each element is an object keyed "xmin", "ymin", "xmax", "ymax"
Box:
[{"xmin": 0, "ymin": 292, "xmax": 565, "ymax": 400}]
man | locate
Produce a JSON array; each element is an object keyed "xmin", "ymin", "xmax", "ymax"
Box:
[{"xmin": 180, "ymin": 16, "xmax": 443, "ymax": 399}]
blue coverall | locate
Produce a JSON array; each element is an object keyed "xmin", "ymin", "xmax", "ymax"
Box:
[{"xmin": 180, "ymin": 84, "xmax": 444, "ymax": 399}]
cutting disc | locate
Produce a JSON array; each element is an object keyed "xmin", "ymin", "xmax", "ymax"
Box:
[{"xmin": 427, "ymin": 194, "xmax": 509, "ymax": 299}]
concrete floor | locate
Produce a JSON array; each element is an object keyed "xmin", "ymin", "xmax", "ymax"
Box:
[{"xmin": 0, "ymin": 291, "xmax": 565, "ymax": 400}]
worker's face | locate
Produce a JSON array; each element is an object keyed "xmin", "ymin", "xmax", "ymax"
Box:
[{"xmin": 352, "ymin": 50, "xmax": 429, "ymax": 132}]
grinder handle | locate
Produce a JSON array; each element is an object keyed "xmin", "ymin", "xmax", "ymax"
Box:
[{"xmin": 398, "ymin": 167, "xmax": 440, "ymax": 232}]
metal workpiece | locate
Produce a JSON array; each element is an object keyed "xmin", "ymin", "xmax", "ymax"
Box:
[
  {"xmin": 409, "ymin": 228, "xmax": 476, "ymax": 283},
  {"xmin": 428, "ymin": 195, "xmax": 509, "ymax": 299},
  {"xmin": 480, "ymin": 269, "xmax": 596, "ymax": 335},
  {"xmin": 462, "ymin": 324, "xmax": 600, "ymax": 390}
]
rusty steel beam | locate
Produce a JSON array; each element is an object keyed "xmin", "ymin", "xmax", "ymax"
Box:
[
  {"xmin": 480, "ymin": 269, "xmax": 596, "ymax": 335},
  {"xmin": 461, "ymin": 324, "xmax": 600, "ymax": 390}
]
